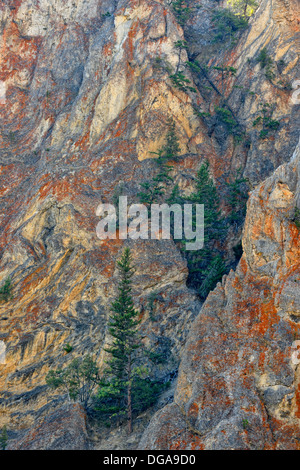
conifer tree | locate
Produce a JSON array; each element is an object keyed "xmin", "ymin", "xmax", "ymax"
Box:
[
  {"xmin": 171, "ymin": 0, "xmax": 193, "ymax": 26},
  {"xmin": 0, "ymin": 426, "xmax": 8, "ymax": 451},
  {"xmin": 96, "ymin": 248, "xmax": 167, "ymax": 433},
  {"xmin": 225, "ymin": 169, "xmax": 249, "ymax": 223},
  {"xmin": 160, "ymin": 118, "xmax": 181, "ymax": 162},
  {"xmin": 97, "ymin": 248, "xmax": 141, "ymax": 433},
  {"xmin": 184, "ymin": 161, "xmax": 225, "ymax": 298},
  {"xmin": 0, "ymin": 277, "xmax": 13, "ymax": 302},
  {"xmin": 138, "ymin": 118, "xmax": 180, "ymax": 205},
  {"xmin": 228, "ymin": 0, "xmax": 258, "ymax": 17}
]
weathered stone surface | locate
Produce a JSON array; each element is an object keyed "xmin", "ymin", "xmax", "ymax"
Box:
[
  {"xmin": 8, "ymin": 403, "xmax": 90, "ymax": 450},
  {"xmin": 0, "ymin": 0, "xmax": 299, "ymax": 449},
  {"xmin": 187, "ymin": 0, "xmax": 300, "ymax": 182},
  {"xmin": 139, "ymin": 141, "xmax": 300, "ymax": 450},
  {"xmin": 0, "ymin": 0, "xmax": 203, "ymax": 431}
]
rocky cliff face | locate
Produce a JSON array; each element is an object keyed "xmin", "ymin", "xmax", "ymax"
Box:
[
  {"xmin": 0, "ymin": 0, "xmax": 299, "ymax": 449},
  {"xmin": 139, "ymin": 140, "xmax": 300, "ymax": 450},
  {"xmin": 8, "ymin": 403, "xmax": 90, "ymax": 450}
]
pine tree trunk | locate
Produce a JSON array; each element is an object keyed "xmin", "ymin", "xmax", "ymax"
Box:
[{"xmin": 127, "ymin": 357, "xmax": 132, "ymax": 434}]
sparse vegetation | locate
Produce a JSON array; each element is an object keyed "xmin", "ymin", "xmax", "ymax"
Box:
[
  {"xmin": 277, "ymin": 59, "xmax": 286, "ymax": 74},
  {"xmin": 215, "ymin": 106, "xmax": 239, "ymax": 134},
  {"xmin": 187, "ymin": 60, "xmax": 245, "ymax": 142},
  {"xmin": 212, "ymin": 65, "xmax": 237, "ymax": 96},
  {"xmin": 145, "ymin": 348, "xmax": 166, "ymax": 365},
  {"xmin": 95, "ymin": 248, "xmax": 166, "ymax": 433},
  {"xmin": 225, "ymin": 169, "xmax": 249, "ymax": 223},
  {"xmin": 7, "ymin": 131, "xmax": 15, "ymax": 143},
  {"xmin": 138, "ymin": 118, "xmax": 181, "ymax": 205},
  {"xmin": 0, "ymin": 426, "xmax": 8, "ymax": 450},
  {"xmin": 46, "ymin": 356, "xmax": 99, "ymax": 410},
  {"xmin": 257, "ymin": 48, "xmax": 272, "ymax": 70},
  {"xmin": 257, "ymin": 47, "xmax": 275, "ymax": 82},
  {"xmin": 159, "ymin": 118, "xmax": 181, "ymax": 163},
  {"xmin": 147, "ymin": 291, "xmax": 159, "ymax": 321},
  {"xmin": 293, "ymin": 207, "xmax": 300, "ymax": 229},
  {"xmin": 139, "ymin": 120, "xmax": 248, "ymax": 299},
  {"xmin": 171, "ymin": 0, "xmax": 194, "ymax": 26},
  {"xmin": 174, "ymin": 39, "xmax": 189, "ymax": 74},
  {"xmin": 212, "ymin": 8, "xmax": 249, "ymax": 45},
  {"xmin": 169, "ymin": 71, "xmax": 197, "ymax": 93},
  {"xmin": 252, "ymin": 103, "xmax": 280, "ymax": 139},
  {"xmin": 242, "ymin": 418, "xmax": 249, "ymax": 429},
  {"xmin": 0, "ymin": 278, "xmax": 13, "ymax": 303},
  {"xmin": 153, "ymin": 56, "xmax": 172, "ymax": 74},
  {"xmin": 63, "ymin": 343, "xmax": 73, "ymax": 354},
  {"xmin": 257, "ymin": 48, "xmax": 292, "ymax": 90}
]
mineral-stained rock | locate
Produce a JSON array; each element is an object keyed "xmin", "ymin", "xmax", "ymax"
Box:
[
  {"xmin": 0, "ymin": 0, "xmax": 299, "ymax": 448},
  {"xmin": 8, "ymin": 403, "xmax": 90, "ymax": 450},
  {"xmin": 139, "ymin": 141, "xmax": 300, "ymax": 450},
  {"xmin": 0, "ymin": 0, "xmax": 205, "ymax": 431}
]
